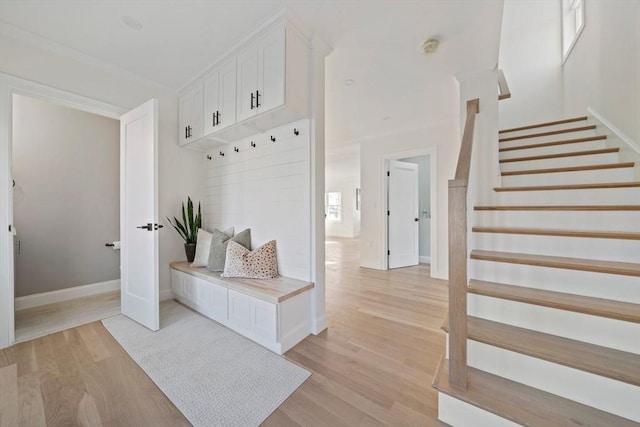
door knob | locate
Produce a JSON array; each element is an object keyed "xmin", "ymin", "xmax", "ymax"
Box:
[
  {"xmin": 137, "ymin": 223, "xmax": 153, "ymax": 231},
  {"xmin": 414, "ymin": 218, "xmax": 419, "ymax": 222}
]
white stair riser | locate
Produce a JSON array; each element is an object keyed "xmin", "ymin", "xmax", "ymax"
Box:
[
  {"xmin": 468, "ymin": 294, "xmax": 640, "ymax": 353},
  {"xmin": 499, "ymin": 129, "xmax": 597, "ymax": 147},
  {"xmin": 501, "ymin": 167, "xmax": 634, "ymax": 187},
  {"xmin": 473, "ymin": 233, "xmax": 640, "ymax": 263},
  {"xmin": 493, "ymin": 187, "xmax": 640, "ymax": 205},
  {"xmin": 499, "ymin": 140, "xmax": 608, "ymax": 159},
  {"xmin": 438, "ymin": 393, "xmax": 519, "ymax": 427},
  {"xmin": 473, "ymin": 210, "xmax": 640, "ymax": 232},
  {"xmin": 470, "ymin": 259, "xmax": 640, "ymax": 303},
  {"xmin": 467, "ymin": 341, "xmax": 640, "ymax": 422},
  {"xmin": 500, "ymin": 120, "xmax": 593, "ymax": 139},
  {"xmin": 500, "ymin": 152, "xmax": 619, "ymax": 172}
]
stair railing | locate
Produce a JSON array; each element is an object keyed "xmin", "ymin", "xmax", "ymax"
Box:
[
  {"xmin": 498, "ymin": 69, "xmax": 511, "ymax": 100},
  {"xmin": 448, "ymin": 98, "xmax": 480, "ymax": 389}
]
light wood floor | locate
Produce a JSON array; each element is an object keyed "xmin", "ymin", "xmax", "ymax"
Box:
[
  {"xmin": 15, "ymin": 291, "xmax": 121, "ymax": 343},
  {"xmin": 0, "ymin": 238, "xmax": 449, "ymax": 426}
]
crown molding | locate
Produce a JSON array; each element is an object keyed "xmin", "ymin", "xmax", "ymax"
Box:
[{"xmin": 0, "ymin": 21, "xmax": 176, "ymax": 95}]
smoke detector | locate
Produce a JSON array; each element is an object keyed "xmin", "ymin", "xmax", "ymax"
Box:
[{"xmin": 420, "ymin": 38, "xmax": 440, "ymax": 55}]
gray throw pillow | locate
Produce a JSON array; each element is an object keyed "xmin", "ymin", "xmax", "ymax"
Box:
[{"xmin": 207, "ymin": 228, "xmax": 251, "ymax": 272}]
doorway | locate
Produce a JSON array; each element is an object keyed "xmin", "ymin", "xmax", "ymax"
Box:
[
  {"xmin": 12, "ymin": 94, "xmax": 121, "ymax": 342},
  {"xmin": 383, "ymin": 149, "xmax": 436, "ymax": 271},
  {"xmin": 0, "ymin": 74, "xmax": 128, "ymax": 348}
]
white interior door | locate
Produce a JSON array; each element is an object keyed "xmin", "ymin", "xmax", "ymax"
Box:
[
  {"xmin": 120, "ymin": 99, "xmax": 159, "ymax": 331},
  {"xmin": 388, "ymin": 160, "xmax": 419, "ymax": 269}
]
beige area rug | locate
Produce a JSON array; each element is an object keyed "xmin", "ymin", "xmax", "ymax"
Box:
[{"xmin": 102, "ymin": 300, "xmax": 310, "ymax": 426}]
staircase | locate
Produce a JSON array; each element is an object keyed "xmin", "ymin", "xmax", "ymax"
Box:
[{"xmin": 433, "ymin": 116, "xmax": 640, "ymax": 426}]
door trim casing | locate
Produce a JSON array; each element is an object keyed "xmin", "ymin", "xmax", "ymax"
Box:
[
  {"xmin": 0, "ymin": 72, "xmax": 126, "ymax": 349},
  {"xmin": 380, "ymin": 147, "xmax": 438, "ymax": 276}
]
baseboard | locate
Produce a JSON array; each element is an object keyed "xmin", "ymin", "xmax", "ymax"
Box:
[
  {"xmin": 419, "ymin": 256, "xmax": 431, "ymax": 264},
  {"xmin": 15, "ymin": 279, "xmax": 120, "ymax": 311},
  {"xmin": 311, "ymin": 314, "xmax": 328, "ymax": 335}
]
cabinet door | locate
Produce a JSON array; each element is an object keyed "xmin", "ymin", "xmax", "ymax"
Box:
[
  {"xmin": 217, "ymin": 60, "xmax": 237, "ymax": 131},
  {"xmin": 178, "ymin": 93, "xmax": 193, "ymax": 145},
  {"xmin": 203, "ymin": 71, "xmax": 220, "ymax": 136},
  {"xmin": 170, "ymin": 269, "xmax": 185, "ymax": 297},
  {"xmin": 203, "ymin": 59, "xmax": 236, "ymax": 135},
  {"xmin": 257, "ymin": 26, "xmax": 286, "ymax": 114},
  {"xmin": 178, "ymin": 87, "xmax": 204, "ymax": 144},
  {"xmin": 209, "ymin": 282, "xmax": 228, "ymax": 323},
  {"xmin": 228, "ymin": 289, "xmax": 253, "ymax": 332},
  {"xmin": 236, "ymin": 44, "xmax": 259, "ymax": 122},
  {"xmin": 251, "ymin": 298, "xmax": 277, "ymax": 342}
]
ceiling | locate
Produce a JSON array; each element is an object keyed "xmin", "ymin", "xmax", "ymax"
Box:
[{"xmin": 0, "ymin": 0, "xmax": 504, "ymax": 151}]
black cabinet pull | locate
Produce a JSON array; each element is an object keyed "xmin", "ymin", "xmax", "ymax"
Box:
[
  {"xmin": 216, "ymin": 111, "xmax": 220, "ymax": 125},
  {"xmin": 187, "ymin": 126, "xmax": 191, "ymax": 138},
  {"xmin": 212, "ymin": 112, "xmax": 216, "ymax": 127},
  {"xmin": 250, "ymin": 93, "xmax": 255, "ymax": 109},
  {"xmin": 185, "ymin": 126, "xmax": 188, "ymax": 139},
  {"xmin": 256, "ymin": 90, "xmax": 261, "ymax": 107}
]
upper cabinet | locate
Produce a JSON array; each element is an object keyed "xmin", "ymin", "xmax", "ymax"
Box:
[
  {"xmin": 178, "ymin": 86, "xmax": 203, "ymax": 146},
  {"xmin": 203, "ymin": 59, "xmax": 236, "ymax": 135},
  {"xmin": 236, "ymin": 27, "xmax": 286, "ymax": 123},
  {"xmin": 178, "ymin": 21, "xmax": 310, "ymax": 150}
]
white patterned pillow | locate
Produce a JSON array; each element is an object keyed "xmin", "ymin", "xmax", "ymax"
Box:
[
  {"xmin": 221, "ymin": 240, "xmax": 278, "ymax": 279},
  {"xmin": 190, "ymin": 227, "xmax": 234, "ymax": 268}
]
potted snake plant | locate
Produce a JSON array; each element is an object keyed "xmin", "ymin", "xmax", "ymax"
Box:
[{"xmin": 166, "ymin": 197, "xmax": 202, "ymax": 262}]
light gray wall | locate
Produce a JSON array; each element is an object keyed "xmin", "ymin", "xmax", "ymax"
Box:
[
  {"xmin": 400, "ymin": 155, "xmax": 431, "ymax": 258},
  {"xmin": 12, "ymin": 94, "xmax": 120, "ymax": 297}
]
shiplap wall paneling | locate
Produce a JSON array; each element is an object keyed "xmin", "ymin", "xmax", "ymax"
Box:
[{"xmin": 205, "ymin": 119, "xmax": 311, "ymax": 281}]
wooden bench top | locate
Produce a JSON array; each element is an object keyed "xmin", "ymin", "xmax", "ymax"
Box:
[{"xmin": 170, "ymin": 261, "xmax": 314, "ymax": 303}]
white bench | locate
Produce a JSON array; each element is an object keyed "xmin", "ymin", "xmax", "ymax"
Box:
[{"xmin": 170, "ymin": 261, "xmax": 314, "ymax": 354}]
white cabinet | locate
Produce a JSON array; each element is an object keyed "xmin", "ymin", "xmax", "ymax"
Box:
[
  {"xmin": 170, "ymin": 264, "xmax": 311, "ymax": 354},
  {"xmin": 236, "ymin": 26, "xmax": 286, "ymax": 123},
  {"xmin": 178, "ymin": 86, "xmax": 203, "ymax": 145},
  {"xmin": 203, "ymin": 59, "xmax": 237, "ymax": 135},
  {"xmin": 228, "ymin": 289, "xmax": 277, "ymax": 342},
  {"xmin": 176, "ymin": 20, "xmax": 310, "ymax": 150}
]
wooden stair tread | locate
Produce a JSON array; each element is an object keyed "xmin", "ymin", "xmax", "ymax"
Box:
[
  {"xmin": 494, "ymin": 181, "xmax": 640, "ymax": 191},
  {"xmin": 499, "ymin": 116, "xmax": 589, "ymax": 134},
  {"xmin": 470, "ymin": 250, "xmax": 640, "ymax": 277},
  {"xmin": 499, "ymin": 135, "xmax": 607, "ymax": 152},
  {"xmin": 499, "ymin": 125, "xmax": 597, "ymax": 142},
  {"xmin": 475, "ymin": 205, "xmax": 640, "ymax": 211},
  {"xmin": 468, "ymin": 280, "xmax": 640, "ymax": 323},
  {"xmin": 443, "ymin": 316, "xmax": 640, "ymax": 386},
  {"xmin": 432, "ymin": 358, "xmax": 638, "ymax": 427},
  {"xmin": 501, "ymin": 162, "xmax": 634, "ymax": 176},
  {"xmin": 472, "ymin": 226, "xmax": 640, "ymax": 240},
  {"xmin": 499, "ymin": 147, "xmax": 619, "ymax": 163}
]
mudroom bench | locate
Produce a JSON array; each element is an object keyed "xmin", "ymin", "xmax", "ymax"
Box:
[{"xmin": 169, "ymin": 261, "xmax": 313, "ymax": 354}]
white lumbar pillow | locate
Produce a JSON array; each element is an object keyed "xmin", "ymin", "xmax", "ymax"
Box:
[{"xmin": 190, "ymin": 227, "xmax": 234, "ymax": 267}]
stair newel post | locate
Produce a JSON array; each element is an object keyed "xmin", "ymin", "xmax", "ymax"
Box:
[{"xmin": 448, "ymin": 98, "xmax": 479, "ymax": 390}]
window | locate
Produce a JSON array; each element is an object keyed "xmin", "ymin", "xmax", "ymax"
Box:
[
  {"xmin": 325, "ymin": 192, "xmax": 342, "ymax": 221},
  {"xmin": 562, "ymin": 0, "xmax": 585, "ymax": 63}
]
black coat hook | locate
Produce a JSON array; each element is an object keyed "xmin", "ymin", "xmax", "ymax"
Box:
[
  {"xmin": 251, "ymin": 141, "xmax": 256, "ymax": 148},
  {"xmin": 219, "ymin": 151, "xmax": 225, "ymax": 157},
  {"xmin": 234, "ymin": 147, "xmax": 239, "ymax": 153},
  {"xmin": 270, "ymin": 135, "xmax": 276, "ymax": 142},
  {"xmin": 293, "ymin": 128, "xmax": 299, "ymax": 136},
  {"xmin": 206, "ymin": 155, "xmax": 212, "ymax": 160}
]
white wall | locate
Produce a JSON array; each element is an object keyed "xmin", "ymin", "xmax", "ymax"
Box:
[
  {"xmin": 0, "ymin": 34, "xmax": 203, "ymax": 304},
  {"xmin": 325, "ymin": 149, "xmax": 360, "ymax": 238},
  {"xmin": 12, "ymin": 94, "xmax": 120, "ymax": 297},
  {"xmin": 562, "ymin": 0, "xmax": 639, "ymax": 143},
  {"xmin": 204, "ymin": 119, "xmax": 311, "ymax": 281},
  {"xmin": 499, "ymin": 0, "xmax": 639, "ymax": 144},
  {"xmin": 400, "ymin": 155, "xmax": 431, "ymax": 259},
  {"xmin": 359, "ymin": 122, "xmax": 459, "ymax": 279},
  {"xmin": 498, "ymin": 0, "xmax": 564, "ymax": 129}
]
